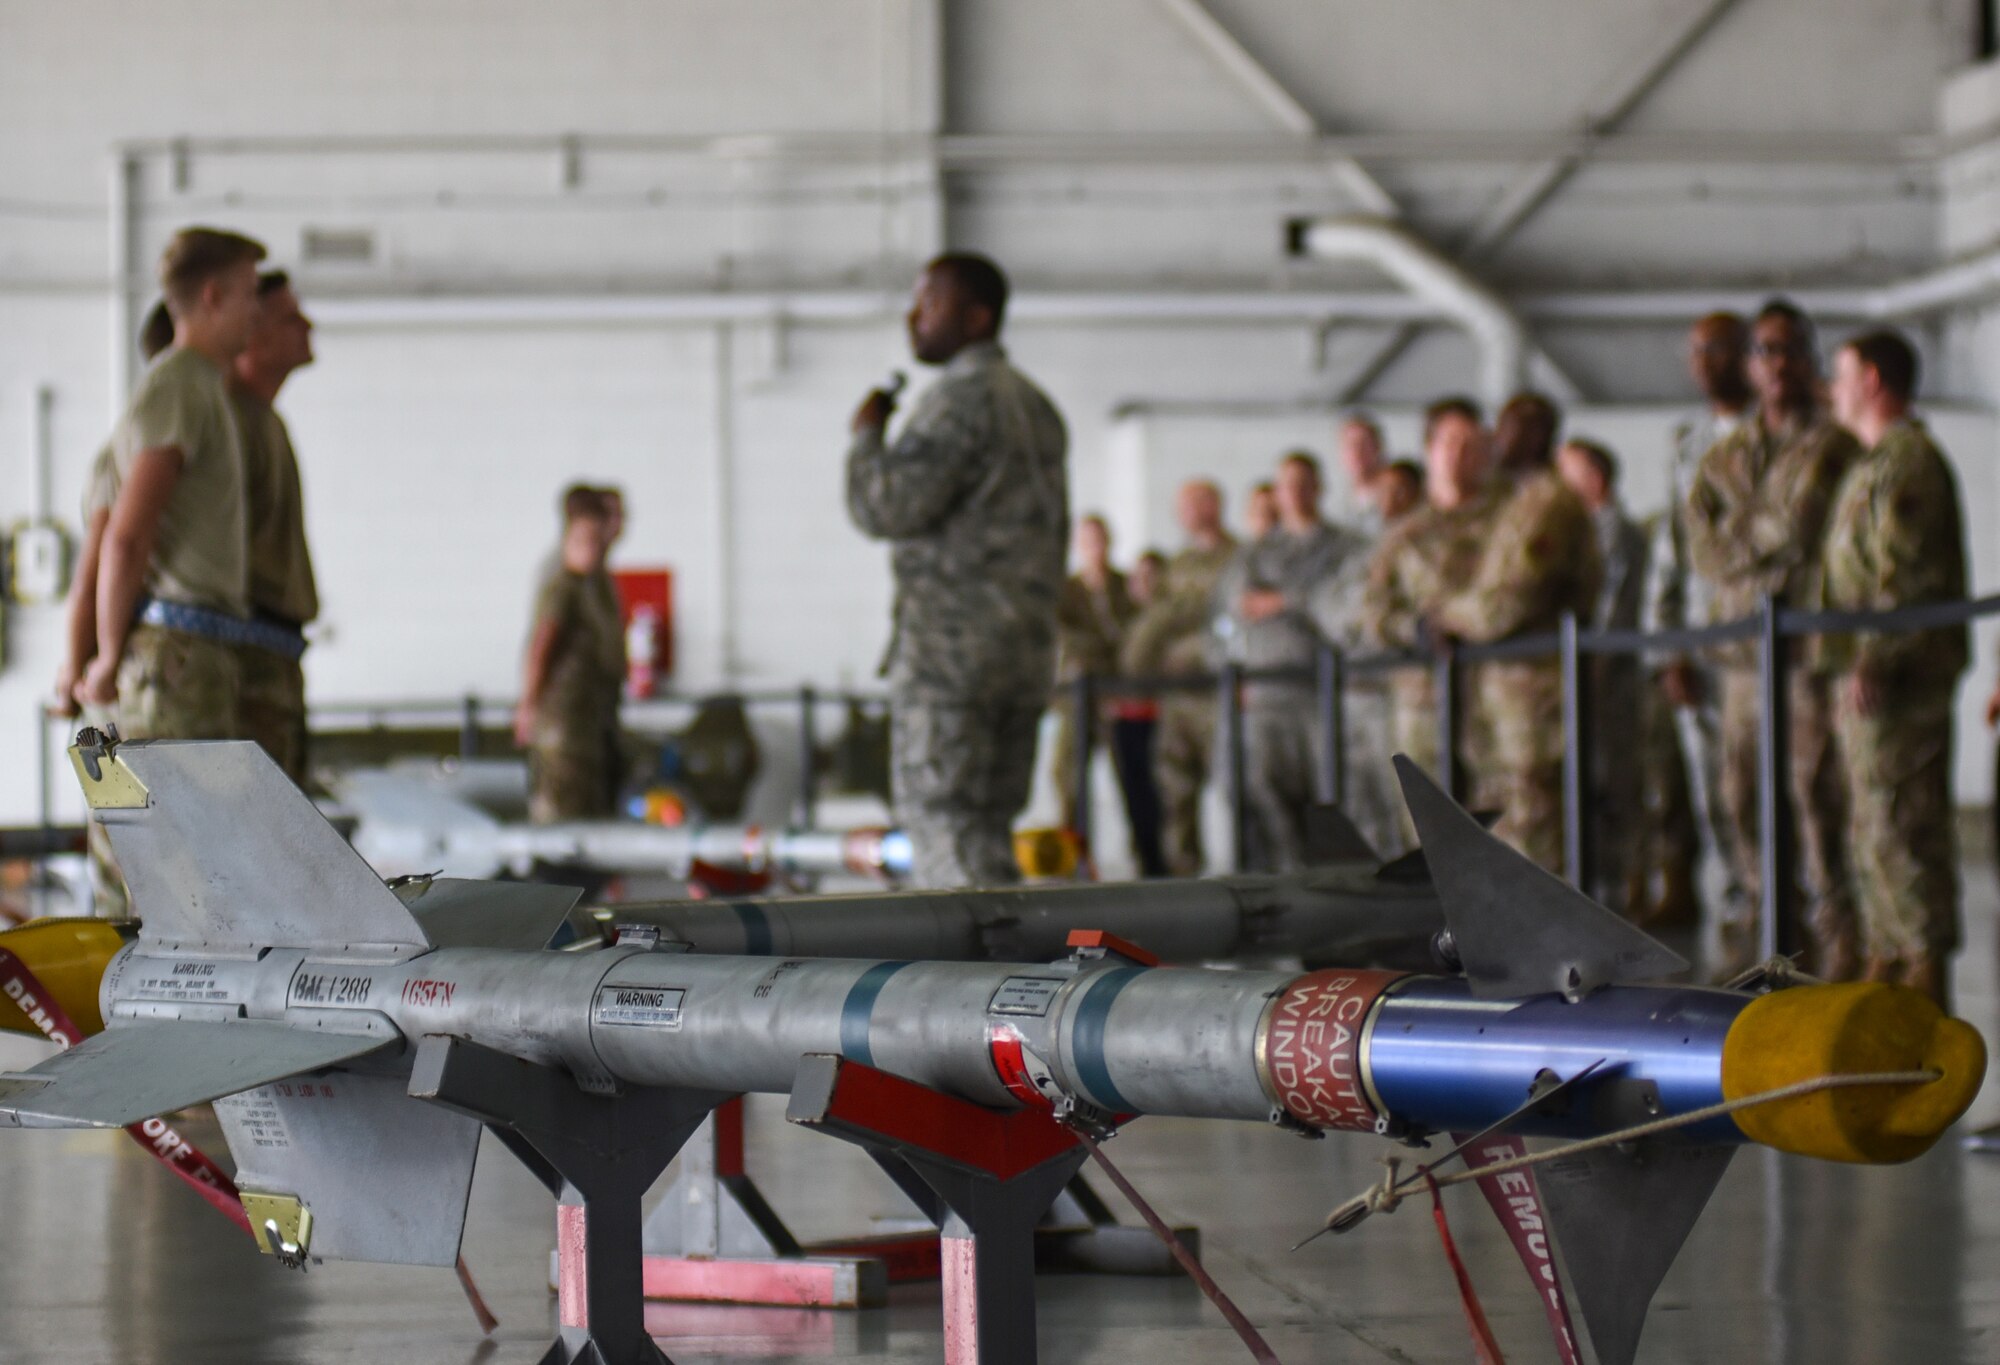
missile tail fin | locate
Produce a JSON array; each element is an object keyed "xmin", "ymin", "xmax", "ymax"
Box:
[
  {"xmin": 0, "ymin": 1020, "xmax": 386, "ymax": 1129},
  {"xmin": 398, "ymin": 877, "xmax": 582, "ymax": 951},
  {"xmin": 1534, "ymin": 1141, "xmax": 1735, "ymax": 1365},
  {"xmin": 75, "ymin": 737, "xmax": 430, "ymax": 953},
  {"xmin": 216, "ymin": 1070, "xmax": 483, "ymax": 1267},
  {"xmin": 1302, "ymin": 805, "xmax": 1380, "ymax": 867},
  {"xmin": 1390, "ymin": 756, "xmax": 1686, "ymax": 998}
]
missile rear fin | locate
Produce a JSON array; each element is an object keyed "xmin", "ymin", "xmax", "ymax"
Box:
[
  {"xmin": 1391, "ymin": 756, "xmax": 1686, "ymax": 999},
  {"xmin": 0, "ymin": 1021, "xmax": 386, "ymax": 1129},
  {"xmin": 79, "ymin": 738, "xmax": 433, "ymax": 954},
  {"xmin": 396, "ymin": 877, "xmax": 582, "ymax": 951}
]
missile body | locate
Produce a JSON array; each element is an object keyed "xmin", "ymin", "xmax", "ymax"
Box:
[
  {"xmin": 594, "ymin": 867, "xmax": 1441, "ymax": 968},
  {"xmin": 81, "ymin": 941, "xmax": 1787, "ymax": 1147}
]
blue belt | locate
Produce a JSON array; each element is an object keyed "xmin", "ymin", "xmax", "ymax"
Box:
[{"xmin": 136, "ymin": 598, "xmax": 307, "ymax": 661}]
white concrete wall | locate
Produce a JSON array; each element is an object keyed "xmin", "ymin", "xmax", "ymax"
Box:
[{"xmin": 0, "ymin": 0, "xmax": 1994, "ymax": 824}]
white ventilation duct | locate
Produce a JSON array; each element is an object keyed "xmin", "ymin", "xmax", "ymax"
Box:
[{"xmin": 1297, "ymin": 215, "xmax": 1528, "ymax": 407}]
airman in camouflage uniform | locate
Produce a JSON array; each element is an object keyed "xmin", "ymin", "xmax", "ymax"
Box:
[
  {"xmin": 1216, "ymin": 453, "xmax": 1371, "ymax": 872},
  {"xmin": 848, "ymin": 255, "xmax": 1069, "ymax": 888},
  {"xmin": 516, "ymin": 489, "xmax": 626, "ymax": 824},
  {"xmin": 1820, "ymin": 332, "xmax": 1967, "ymax": 1004},
  {"xmin": 1685, "ymin": 302, "xmax": 1860, "ymax": 977},
  {"xmin": 232, "ymin": 272, "xmax": 320, "ymax": 786},
  {"xmin": 1363, "ymin": 400, "xmax": 1500, "ymax": 831},
  {"xmin": 1433, "ymin": 394, "xmax": 1603, "ymax": 874},
  {"xmin": 1051, "ymin": 515, "xmax": 1136, "ymax": 831},
  {"xmin": 1119, "ymin": 481, "xmax": 1236, "ymax": 877}
]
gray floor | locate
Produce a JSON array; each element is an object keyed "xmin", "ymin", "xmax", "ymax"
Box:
[{"xmin": 2, "ymin": 875, "xmax": 1996, "ymax": 1365}]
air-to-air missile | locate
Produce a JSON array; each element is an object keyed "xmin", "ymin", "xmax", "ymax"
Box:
[
  {"xmin": 0, "ymin": 735, "xmax": 1984, "ymax": 1365},
  {"xmin": 333, "ymin": 755, "xmax": 1451, "ymax": 969}
]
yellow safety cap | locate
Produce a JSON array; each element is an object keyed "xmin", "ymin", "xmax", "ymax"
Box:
[
  {"xmin": 1722, "ymin": 982, "xmax": 1987, "ymax": 1165},
  {"xmin": 1014, "ymin": 827, "xmax": 1080, "ymax": 881},
  {"xmin": 0, "ymin": 918, "xmax": 128, "ymax": 1039}
]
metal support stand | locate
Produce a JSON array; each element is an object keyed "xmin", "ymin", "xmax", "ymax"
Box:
[
  {"xmin": 1755, "ymin": 594, "xmax": 1796, "ymax": 962},
  {"xmin": 1559, "ymin": 611, "xmax": 1591, "ymax": 892},
  {"xmin": 459, "ymin": 693, "xmax": 481, "ymax": 761},
  {"xmin": 1221, "ymin": 663, "xmax": 1248, "ymax": 873},
  {"xmin": 796, "ymin": 685, "xmax": 818, "ymax": 830},
  {"xmin": 1070, "ymin": 673, "xmax": 1095, "ymax": 861},
  {"xmin": 1315, "ymin": 644, "xmax": 1345, "ymax": 808},
  {"xmin": 409, "ymin": 1035, "xmax": 730, "ymax": 1365},
  {"xmin": 1433, "ymin": 642, "xmax": 1459, "ymax": 800},
  {"xmin": 786, "ymin": 1054, "xmax": 1094, "ymax": 1365}
]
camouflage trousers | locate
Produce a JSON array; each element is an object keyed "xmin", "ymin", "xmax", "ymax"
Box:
[
  {"xmin": 237, "ymin": 646, "xmax": 310, "ymax": 786},
  {"xmin": 1834, "ymin": 679, "xmax": 1958, "ymax": 961},
  {"xmin": 1468, "ymin": 660, "xmax": 1564, "ymax": 874},
  {"xmin": 1048, "ymin": 694, "xmax": 1103, "ymax": 832},
  {"xmin": 1389, "ymin": 675, "xmax": 1439, "ymax": 850},
  {"xmin": 1718, "ymin": 668, "xmax": 1851, "ymax": 967},
  {"xmin": 1153, "ymin": 695, "xmax": 1215, "ymax": 878},
  {"xmin": 529, "ymin": 716, "xmax": 620, "ymax": 825},
  {"xmin": 90, "ymin": 626, "xmax": 244, "ymax": 918},
  {"xmin": 1241, "ymin": 691, "xmax": 1325, "ymax": 873},
  {"xmin": 891, "ymin": 692, "xmax": 1042, "ymax": 888}
]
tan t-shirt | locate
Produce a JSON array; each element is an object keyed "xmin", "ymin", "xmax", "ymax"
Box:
[
  {"xmin": 110, "ymin": 346, "xmax": 249, "ymax": 616},
  {"xmin": 532, "ymin": 569, "xmax": 626, "ymax": 726},
  {"xmin": 82, "ymin": 444, "xmax": 119, "ymax": 520},
  {"xmin": 234, "ymin": 391, "xmax": 320, "ymax": 625}
]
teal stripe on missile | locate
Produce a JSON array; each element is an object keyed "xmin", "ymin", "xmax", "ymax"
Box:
[
  {"xmin": 839, "ymin": 961, "xmax": 911, "ymax": 1067},
  {"xmin": 731, "ymin": 902, "xmax": 774, "ymax": 955},
  {"xmin": 1070, "ymin": 967, "xmax": 1144, "ymax": 1112}
]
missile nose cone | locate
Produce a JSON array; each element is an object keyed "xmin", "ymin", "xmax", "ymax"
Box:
[
  {"xmin": 0, "ymin": 918, "xmax": 128, "ymax": 1040},
  {"xmin": 1722, "ymin": 982, "xmax": 1988, "ymax": 1164}
]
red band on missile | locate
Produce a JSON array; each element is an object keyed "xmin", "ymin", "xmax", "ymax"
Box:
[
  {"xmin": 0, "ymin": 947, "xmax": 253, "ymax": 1237},
  {"xmin": 1257, "ymin": 968, "xmax": 1404, "ymax": 1132},
  {"xmin": 987, "ymin": 1025, "xmax": 1044, "ymax": 1108}
]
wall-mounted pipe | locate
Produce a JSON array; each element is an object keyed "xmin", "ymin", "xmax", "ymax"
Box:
[{"xmin": 1296, "ymin": 215, "xmax": 1528, "ymax": 407}]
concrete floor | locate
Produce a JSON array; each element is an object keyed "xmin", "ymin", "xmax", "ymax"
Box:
[{"xmin": 1, "ymin": 878, "xmax": 1996, "ymax": 1365}]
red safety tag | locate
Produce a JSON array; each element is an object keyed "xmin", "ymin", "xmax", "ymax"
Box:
[
  {"xmin": 1456, "ymin": 1133, "xmax": 1584, "ymax": 1365},
  {"xmin": 0, "ymin": 946, "xmax": 252, "ymax": 1237},
  {"xmin": 1423, "ymin": 1169, "xmax": 1507, "ymax": 1365}
]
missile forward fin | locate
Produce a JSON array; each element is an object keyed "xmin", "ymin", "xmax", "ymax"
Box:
[
  {"xmin": 1302, "ymin": 805, "xmax": 1379, "ymax": 867},
  {"xmin": 396, "ymin": 877, "xmax": 582, "ymax": 951},
  {"xmin": 0, "ymin": 1021, "xmax": 386, "ymax": 1129},
  {"xmin": 86, "ymin": 739, "xmax": 431, "ymax": 953},
  {"xmin": 1391, "ymin": 756, "xmax": 1686, "ymax": 999},
  {"xmin": 1535, "ymin": 1142, "xmax": 1735, "ymax": 1365}
]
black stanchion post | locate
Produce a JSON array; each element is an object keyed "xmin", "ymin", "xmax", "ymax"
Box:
[
  {"xmin": 1315, "ymin": 643, "xmax": 1346, "ymax": 806},
  {"xmin": 1222, "ymin": 663, "xmax": 1248, "ymax": 873},
  {"xmin": 1071, "ymin": 673, "xmax": 1095, "ymax": 859},
  {"xmin": 1433, "ymin": 642, "xmax": 1458, "ymax": 800},
  {"xmin": 1559, "ymin": 611, "xmax": 1590, "ymax": 892},
  {"xmin": 1756, "ymin": 594, "xmax": 1796, "ymax": 961},
  {"xmin": 796, "ymin": 685, "xmax": 818, "ymax": 829},
  {"xmin": 460, "ymin": 694, "xmax": 480, "ymax": 761}
]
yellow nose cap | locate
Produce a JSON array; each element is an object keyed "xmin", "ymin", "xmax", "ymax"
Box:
[
  {"xmin": 1014, "ymin": 828, "xmax": 1080, "ymax": 880},
  {"xmin": 1723, "ymin": 982, "xmax": 1987, "ymax": 1165},
  {"xmin": 0, "ymin": 918, "xmax": 127, "ymax": 1039}
]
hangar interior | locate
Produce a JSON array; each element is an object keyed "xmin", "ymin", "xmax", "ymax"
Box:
[{"xmin": 3, "ymin": 2, "xmax": 2000, "ymax": 1363}]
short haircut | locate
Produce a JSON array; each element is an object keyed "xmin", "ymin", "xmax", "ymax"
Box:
[
  {"xmin": 1563, "ymin": 438, "xmax": 1619, "ymax": 488},
  {"xmin": 1341, "ymin": 412, "xmax": 1383, "ymax": 444},
  {"xmin": 927, "ymin": 252, "xmax": 1009, "ymax": 326},
  {"xmin": 138, "ymin": 300, "xmax": 175, "ymax": 361},
  {"xmin": 1695, "ymin": 310, "xmax": 1748, "ymax": 342},
  {"xmin": 561, "ymin": 483, "xmax": 608, "ymax": 525},
  {"xmin": 1385, "ymin": 458, "xmax": 1423, "ymax": 489},
  {"xmin": 1250, "ymin": 480, "xmax": 1275, "ymax": 497},
  {"xmin": 1079, "ymin": 512, "xmax": 1110, "ymax": 534},
  {"xmin": 1756, "ymin": 296, "xmax": 1816, "ymax": 349},
  {"xmin": 593, "ymin": 483, "xmax": 626, "ymax": 507},
  {"xmin": 1279, "ymin": 449, "xmax": 1322, "ymax": 480},
  {"xmin": 1423, "ymin": 395, "xmax": 1483, "ymax": 444},
  {"xmin": 256, "ymin": 269, "xmax": 292, "ymax": 298},
  {"xmin": 1137, "ymin": 549, "xmax": 1167, "ymax": 569},
  {"xmin": 157, "ymin": 227, "xmax": 267, "ymax": 314},
  {"xmin": 1843, "ymin": 329, "xmax": 1920, "ymax": 402}
]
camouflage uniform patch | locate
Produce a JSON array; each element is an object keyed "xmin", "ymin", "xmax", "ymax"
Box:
[
  {"xmin": 891, "ymin": 697, "xmax": 1045, "ymax": 888},
  {"xmin": 237, "ymin": 647, "xmax": 309, "ymax": 786}
]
